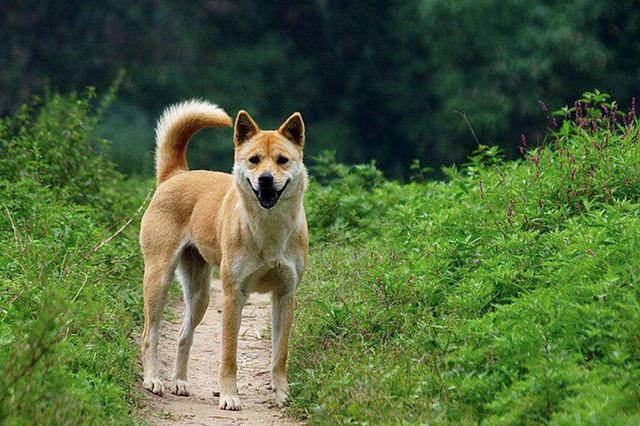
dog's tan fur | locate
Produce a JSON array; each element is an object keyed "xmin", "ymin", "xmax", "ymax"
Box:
[{"xmin": 140, "ymin": 100, "xmax": 308, "ymax": 410}]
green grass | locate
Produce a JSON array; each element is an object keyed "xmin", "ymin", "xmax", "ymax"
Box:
[
  {"xmin": 289, "ymin": 92, "xmax": 640, "ymax": 424},
  {"xmin": 0, "ymin": 91, "xmax": 149, "ymax": 424}
]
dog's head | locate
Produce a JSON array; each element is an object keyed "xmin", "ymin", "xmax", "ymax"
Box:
[{"xmin": 232, "ymin": 111, "xmax": 306, "ymax": 209}]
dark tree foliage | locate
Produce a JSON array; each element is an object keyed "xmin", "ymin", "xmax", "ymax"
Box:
[{"xmin": 1, "ymin": 0, "xmax": 639, "ymax": 177}]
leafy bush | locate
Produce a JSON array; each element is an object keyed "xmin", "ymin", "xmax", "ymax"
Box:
[
  {"xmin": 0, "ymin": 92, "xmax": 148, "ymax": 424},
  {"xmin": 291, "ymin": 92, "xmax": 640, "ymax": 424}
]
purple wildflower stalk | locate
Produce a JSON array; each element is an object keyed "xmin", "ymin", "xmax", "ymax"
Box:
[{"xmin": 519, "ymin": 134, "xmax": 527, "ymax": 155}]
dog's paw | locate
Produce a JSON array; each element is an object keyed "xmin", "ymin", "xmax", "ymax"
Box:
[
  {"xmin": 271, "ymin": 374, "xmax": 289, "ymax": 407},
  {"xmin": 274, "ymin": 388, "xmax": 289, "ymax": 407},
  {"xmin": 171, "ymin": 379, "xmax": 190, "ymax": 396},
  {"xmin": 143, "ymin": 377, "xmax": 165, "ymax": 396},
  {"xmin": 219, "ymin": 394, "xmax": 242, "ymax": 411}
]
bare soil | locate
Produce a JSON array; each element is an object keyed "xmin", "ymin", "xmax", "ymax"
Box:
[{"xmin": 139, "ymin": 280, "xmax": 303, "ymax": 426}]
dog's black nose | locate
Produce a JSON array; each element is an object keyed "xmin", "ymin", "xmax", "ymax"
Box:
[{"xmin": 258, "ymin": 172, "xmax": 273, "ymax": 185}]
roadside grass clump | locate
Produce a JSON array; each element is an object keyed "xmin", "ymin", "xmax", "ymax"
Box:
[
  {"xmin": 290, "ymin": 91, "xmax": 640, "ymax": 424},
  {"xmin": 0, "ymin": 92, "xmax": 147, "ymax": 424}
]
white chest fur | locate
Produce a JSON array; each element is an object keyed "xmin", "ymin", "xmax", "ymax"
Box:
[{"xmin": 229, "ymin": 200, "xmax": 302, "ymax": 290}]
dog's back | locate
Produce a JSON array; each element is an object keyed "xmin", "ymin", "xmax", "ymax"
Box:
[{"xmin": 140, "ymin": 100, "xmax": 234, "ymax": 268}]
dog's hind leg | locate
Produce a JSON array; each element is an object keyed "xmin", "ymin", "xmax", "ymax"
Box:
[
  {"xmin": 171, "ymin": 245, "xmax": 211, "ymax": 396},
  {"xmin": 141, "ymin": 235, "xmax": 182, "ymax": 396}
]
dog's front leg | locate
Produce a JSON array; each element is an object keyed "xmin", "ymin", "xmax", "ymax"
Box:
[
  {"xmin": 218, "ymin": 286, "xmax": 246, "ymax": 411},
  {"xmin": 271, "ymin": 288, "xmax": 296, "ymax": 407}
]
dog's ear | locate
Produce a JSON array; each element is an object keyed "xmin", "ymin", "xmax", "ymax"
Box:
[
  {"xmin": 234, "ymin": 110, "xmax": 260, "ymax": 145},
  {"xmin": 278, "ymin": 112, "xmax": 305, "ymax": 147}
]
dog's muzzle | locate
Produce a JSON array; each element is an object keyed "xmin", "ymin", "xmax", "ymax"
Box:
[{"xmin": 249, "ymin": 177, "xmax": 290, "ymax": 209}]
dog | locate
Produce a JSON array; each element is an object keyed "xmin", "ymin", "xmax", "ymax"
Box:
[{"xmin": 140, "ymin": 100, "xmax": 308, "ymax": 411}]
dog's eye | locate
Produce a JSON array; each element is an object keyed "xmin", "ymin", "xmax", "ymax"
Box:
[
  {"xmin": 277, "ymin": 157, "xmax": 289, "ymax": 165},
  {"xmin": 248, "ymin": 156, "xmax": 260, "ymax": 164}
]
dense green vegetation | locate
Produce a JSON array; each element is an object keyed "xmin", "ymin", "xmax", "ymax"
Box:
[
  {"xmin": 2, "ymin": 1, "xmax": 639, "ymax": 176},
  {"xmin": 0, "ymin": 92, "xmax": 147, "ymax": 424},
  {"xmin": 290, "ymin": 92, "xmax": 640, "ymax": 424},
  {"xmin": 2, "ymin": 89, "xmax": 639, "ymax": 424}
]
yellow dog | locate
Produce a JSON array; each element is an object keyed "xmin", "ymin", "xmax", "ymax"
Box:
[{"xmin": 140, "ymin": 100, "xmax": 308, "ymax": 410}]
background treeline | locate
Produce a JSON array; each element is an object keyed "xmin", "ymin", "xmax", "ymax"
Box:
[{"xmin": 2, "ymin": 0, "xmax": 639, "ymax": 177}]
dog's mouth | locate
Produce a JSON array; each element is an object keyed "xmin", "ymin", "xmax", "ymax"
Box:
[{"xmin": 248, "ymin": 179, "xmax": 290, "ymax": 209}]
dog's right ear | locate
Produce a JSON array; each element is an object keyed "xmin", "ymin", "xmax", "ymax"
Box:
[{"xmin": 234, "ymin": 110, "xmax": 260, "ymax": 146}]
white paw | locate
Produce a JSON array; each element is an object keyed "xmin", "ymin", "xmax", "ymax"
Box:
[
  {"xmin": 274, "ymin": 387, "xmax": 289, "ymax": 407},
  {"xmin": 271, "ymin": 374, "xmax": 289, "ymax": 407},
  {"xmin": 143, "ymin": 377, "xmax": 165, "ymax": 395},
  {"xmin": 219, "ymin": 393, "xmax": 242, "ymax": 411},
  {"xmin": 171, "ymin": 379, "xmax": 190, "ymax": 396}
]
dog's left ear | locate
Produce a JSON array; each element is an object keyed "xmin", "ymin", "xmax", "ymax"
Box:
[{"xmin": 278, "ymin": 112, "xmax": 305, "ymax": 147}]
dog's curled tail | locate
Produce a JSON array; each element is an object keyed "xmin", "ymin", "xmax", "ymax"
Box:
[{"xmin": 154, "ymin": 99, "xmax": 232, "ymax": 184}]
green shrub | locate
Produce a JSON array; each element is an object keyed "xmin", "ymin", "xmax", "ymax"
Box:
[
  {"xmin": 291, "ymin": 92, "xmax": 640, "ymax": 424},
  {"xmin": 0, "ymin": 92, "xmax": 148, "ymax": 424}
]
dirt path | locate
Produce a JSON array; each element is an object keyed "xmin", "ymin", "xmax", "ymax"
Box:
[{"xmin": 139, "ymin": 280, "xmax": 302, "ymax": 425}]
